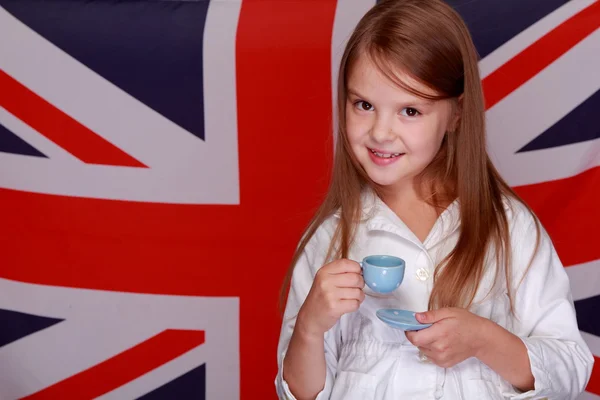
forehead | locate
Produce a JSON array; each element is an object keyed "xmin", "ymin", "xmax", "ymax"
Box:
[{"xmin": 347, "ymin": 55, "xmax": 439, "ymax": 100}]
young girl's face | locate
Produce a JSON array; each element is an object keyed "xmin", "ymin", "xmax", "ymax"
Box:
[{"xmin": 345, "ymin": 56, "xmax": 458, "ymax": 192}]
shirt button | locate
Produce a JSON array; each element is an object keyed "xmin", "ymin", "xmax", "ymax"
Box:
[
  {"xmin": 415, "ymin": 267, "xmax": 430, "ymax": 281},
  {"xmin": 434, "ymin": 386, "xmax": 444, "ymax": 399}
]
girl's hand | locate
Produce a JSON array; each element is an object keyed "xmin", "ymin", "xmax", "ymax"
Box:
[
  {"xmin": 296, "ymin": 259, "xmax": 365, "ymax": 339},
  {"xmin": 405, "ymin": 308, "xmax": 489, "ymax": 368}
]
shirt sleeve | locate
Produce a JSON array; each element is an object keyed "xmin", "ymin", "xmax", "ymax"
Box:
[
  {"xmin": 502, "ymin": 206, "xmax": 594, "ymax": 400},
  {"xmin": 275, "ymin": 223, "xmax": 340, "ymax": 399}
]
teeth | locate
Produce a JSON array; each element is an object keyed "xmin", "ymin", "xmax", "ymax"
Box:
[{"xmin": 370, "ymin": 149, "xmax": 401, "ymax": 158}]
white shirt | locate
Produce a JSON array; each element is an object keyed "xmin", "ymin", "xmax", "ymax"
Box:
[{"xmin": 275, "ymin": 191, "xmax": 594, "ymax": 400}]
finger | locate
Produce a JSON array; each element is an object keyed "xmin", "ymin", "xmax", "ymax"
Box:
[
  {"xmin": 337, "ymin": 288, "xmax": 365, "ymax": 302},
  {"xmin": 404, "ymin": 325, "xmax": 438, "ymax": 348},
  {"xmin": 419, "ymin": 347, "xmax": 456, "ymax": 368},
  {"xmin": 415, "ymin": 308, "xmax": 455, "ymax": 324},
  {"xmin": 338, "ymin": 299, "xmax": 362, "ymax": 314},
  {"xmin": 405, "ymin": 330, "xmax": 417, "ymax": 344},
  {"xmin": 332, "ymin": 272, "xmax": 364, "ymax": 288},
  {"xmin": 327, "ymin": 259, "xmax": 362, "ymax": 274},
  {"xmin": 404, "ymin": 330, "xmax": 427, "ymax": 347}
]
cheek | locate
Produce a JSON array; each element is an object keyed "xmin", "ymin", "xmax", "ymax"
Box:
[
  {"xmin": 405, "ymin": 136, "xmax": 439, "ymax": 157},
  {"xmin": 405, "ymin": 125, "xmax": 446, "ymax": 158},
  {"xmin": 345, "ymin": 114, "xmax": 369, "ymax": 143}
]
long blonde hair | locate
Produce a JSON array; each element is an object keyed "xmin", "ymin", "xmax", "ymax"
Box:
[{"xmin": 281, "ymin": 0, "xmax": 539, "ymax": 312}]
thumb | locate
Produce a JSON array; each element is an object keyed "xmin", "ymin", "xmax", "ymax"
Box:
[{"xmin": 415, "ymin": 309, "xmax": 449, "ymax": 324}]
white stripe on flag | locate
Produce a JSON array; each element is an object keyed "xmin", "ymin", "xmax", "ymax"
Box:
[
  {"xmin": 331, "ymin": 0, "xmax": 375, "ymax": 145},
  {"xmin": 567, "ymin": 259, "xmax": 600, "ymax": 301},
  {"xmin": 97, "ymin": 344, "xmax": 210, "ymax": 400},
  {"xmin": 0, "ymin": 4, "xmax": 241, "ymax": 204},
  {"xmin": 0, "ymin": 278, "xmax": 240, "ymax": 400},
  {"xmin": 581, "ymin": 331, "xmax": 600, "ymax": 358},
  {"xmin": 479, "ymin": 0, "xmax": 597, "ymax": 78},
  {"xmin": 578, "ymin": 391, "xmax": 600, "ymax": 400},
  {"xmin": 0, "ymin": 105, "xmax": 81, "ymax": 163},
  {"xmin": 486, "ymin": 28, "xmax": 600, "ymax": 187}
]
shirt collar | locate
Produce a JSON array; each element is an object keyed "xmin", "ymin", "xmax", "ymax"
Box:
[{"xmin": 333, "ymin": 188, "xmax": 461, "ymax": 248}]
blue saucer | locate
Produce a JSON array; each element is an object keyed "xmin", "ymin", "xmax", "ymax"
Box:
[{"xmin": 376, "ymin": 309, "xmax": 432, "ymax": 331}]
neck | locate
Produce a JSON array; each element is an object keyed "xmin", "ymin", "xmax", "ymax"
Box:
[
  {"xmin": 378, "ymin": 178, "xmax": 453, "ymax": 215},
  {"xmin": 379, "ymin": 180, "xmax": 422, "ymax": 211}
]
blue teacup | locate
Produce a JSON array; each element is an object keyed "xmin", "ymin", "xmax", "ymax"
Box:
[{"xmin": 360, "ymin": 255, "xmax": 405, "ymax": 294}]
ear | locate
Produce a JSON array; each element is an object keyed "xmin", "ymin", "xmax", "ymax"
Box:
[{"xmin": 448, "ymin": 94, "xmax": 463, "ymax": 133}]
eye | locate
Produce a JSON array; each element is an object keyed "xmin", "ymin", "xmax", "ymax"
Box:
[
  {"xmin": 400, "ymin": 107, "xmax": 420, "ymax": 117},
  {"xmin": 355, "ymin": 101, "xmax": 374, "ymax": 111}
]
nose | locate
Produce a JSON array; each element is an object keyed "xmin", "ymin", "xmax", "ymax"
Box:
[{"xmin": 370, "ymin": 114, "xmax": 396, "ymax": 144}]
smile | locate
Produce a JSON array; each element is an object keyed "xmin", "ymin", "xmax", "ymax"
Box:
[{"xmin": 369, "ymin": 149, "xmax": 403, "ymax": 158}]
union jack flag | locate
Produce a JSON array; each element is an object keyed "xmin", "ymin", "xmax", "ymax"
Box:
[{"xmin": 0, "ymin": 0, "xmax": 598, "ymax": 399}]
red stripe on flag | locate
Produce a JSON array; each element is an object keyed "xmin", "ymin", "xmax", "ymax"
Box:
[
  {"xmin": 482, "ymin": 1, "xmax": 600, "ymax": 110},
  {"xmin": 586, "ymin": 355, "xmax": 600, "ymax": 396},
  {"xmin": 0, "ymin": 70, "xmax": 147, "ymax": 167},
  {"xmin": 514, "ymin": 166, "xmax": 600, "ymax": 267},
  {"xmin": 21, "ymin": 329, "xmax": 204, "ymax": 399},
  {"xmin": 235, "ymin": 1, "xmax": 338, "ymax": 398}
]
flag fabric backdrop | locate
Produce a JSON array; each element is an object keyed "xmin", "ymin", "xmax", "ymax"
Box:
[{"xmin": 0, "ymin": 0, "xmax": 598, "ymax": 398}]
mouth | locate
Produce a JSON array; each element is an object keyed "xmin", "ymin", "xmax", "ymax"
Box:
[{"xmin": 369, "ymin": 148, "xmax": 404, "ymax": 159}]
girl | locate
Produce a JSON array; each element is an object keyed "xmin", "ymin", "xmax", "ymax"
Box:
[{"xmin": 275, "ymin": 0, "xmax": 594, "ymax": 399}]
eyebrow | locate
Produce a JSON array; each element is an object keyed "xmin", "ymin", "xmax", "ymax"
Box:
[
  {"xmin": 347, "ymin": 88, "xmax": 435, "ymax": 107},
  {"xmin": 347, "ymin": 89, "xmax": 367, "ymax": 99}
]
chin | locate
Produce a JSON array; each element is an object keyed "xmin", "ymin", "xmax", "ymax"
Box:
[
  {"xmin": 365, "ymin": 173, "xmax": 404, "ymax": 188},
  {"xmin": 363, "ymin": 167, "xmax": 414, "ymax": 189}
]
